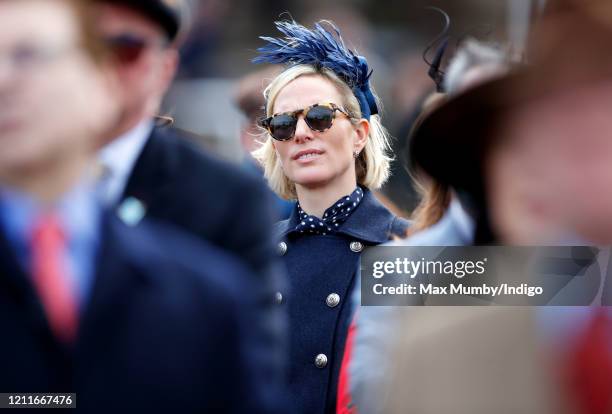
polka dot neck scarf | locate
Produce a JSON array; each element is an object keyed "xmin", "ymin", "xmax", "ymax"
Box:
[{"xmin": 295, "ymin": 187, "xmax": 364, "ymax": 235}]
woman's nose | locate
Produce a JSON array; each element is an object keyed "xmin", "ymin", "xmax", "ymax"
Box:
[{"xmin": 293, "ymin": 115, "xmax": 313, "ymax": 143}]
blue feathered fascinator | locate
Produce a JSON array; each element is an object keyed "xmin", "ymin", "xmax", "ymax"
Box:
[{"xmin": 253, "ymin": 20, "xmax": 379, "ymax": 119}]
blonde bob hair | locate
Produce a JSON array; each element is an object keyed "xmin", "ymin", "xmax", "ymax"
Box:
[{"xmin": 252, "ymin": 64, "xmax": 393, "ymax": 200}]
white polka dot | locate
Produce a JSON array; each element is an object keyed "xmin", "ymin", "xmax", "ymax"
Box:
[
  {"xmin": 311, "ymin": 224, "xmax": 315, "ymax": 228},
  {"xmin": 309, "ymin": 218, "xmax": 313, "ymax": 222}
]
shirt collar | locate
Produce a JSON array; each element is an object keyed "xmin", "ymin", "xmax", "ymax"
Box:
[
  {"xmin": 0, "ymin": 187, "xmax": 38, "ymax": 253},
  {"xmin": 0, "ymin": 180, "xmax": 101, "ymax": 259},
  {"xmin": 97, "ymin": 119, "xmax": 154, "ymax": 205},
  {"xmin": 278, "ymin": 188, "xmax": 402, "ymax": 244}
]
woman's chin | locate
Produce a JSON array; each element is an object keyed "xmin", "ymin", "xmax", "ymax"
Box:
[{"xmin": 291, "ymin": 172, "xmax": 333, "ymax": 189}]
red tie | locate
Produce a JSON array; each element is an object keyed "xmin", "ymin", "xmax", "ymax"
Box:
[
  {"xmin": 30, "ymin": 213, "xmax": 78, "ymax": 344},
  {"xmin": 566, "ymin": 309, "xmax": 612, "ymax": 414}
]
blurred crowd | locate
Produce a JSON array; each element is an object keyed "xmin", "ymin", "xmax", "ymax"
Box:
[{"xmin": 0, "ymin": 0, "xmax": 610, "ymax": 413}]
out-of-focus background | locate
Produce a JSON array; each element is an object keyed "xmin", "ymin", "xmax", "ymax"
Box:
[{"xmin": 165, "ymin": 0, "xmax": 538, "ymax": 214}]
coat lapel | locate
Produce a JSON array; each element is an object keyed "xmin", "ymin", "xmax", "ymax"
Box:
[
  {"xmin": 336, "ymin": 189, "xmax": 405, "ymax": 244},
  {"xmin": 121, "ymin": 127, "xmax": 176, "ymax": 208},
  {"xmin": 78, "ymin": 213, "xmax": 146, "ymax": 346},
  {"xmin": 0, "ymin": 225, "xmax": 59, "ymax": 344},
  {"xmin": 0, "ymin": 230, "xmax": 32, "ymax": 299}
]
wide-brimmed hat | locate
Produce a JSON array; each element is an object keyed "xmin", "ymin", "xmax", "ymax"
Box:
[{"xmin": 409, "ymin": 0, "xmax": 612, "ymax": 198}]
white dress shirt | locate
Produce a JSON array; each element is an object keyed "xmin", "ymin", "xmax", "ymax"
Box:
[{"xmin": 97, "ymin": 120, "xmax": 153, "ymax": 206}]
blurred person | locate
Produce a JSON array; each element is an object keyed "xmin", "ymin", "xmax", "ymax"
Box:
[
  {"xmin": 234, "ymin": 65, "xmax": 293, "ymax": 219},
  {"xmin": 405, "ymin": 92, "xmax": 450, "ymax": 234},
  {"xmin": 367, "ymin": 1, "xmax": 612, "ymax": 413},
  {"xmin": 94, "ymin": 0, "xmax": 282, "ymax": 293},
  {"xmin": 0, "ymin": 0, "xmax": 276, "ymax": 412},
  {"xmin": 93, "ymin": 1, "xmax": 287, "ymax": 407},
  {"xmin": 408, "ymin": 38, "xmax": 511, "ymax": 235},
  {"xmin": 389, "ymin": 37, "xmax": 510, "ymax": 214},
  {"xmin": 252, "ymin": 20, "xmax": 409, "ymax": 414},
  {"xmin": 339, "ymin": 38, "xmax": 513, "ymax": 414},
  {"xmin": 443, "ymin": 37, "xmax": 511, "ymax": 95}
]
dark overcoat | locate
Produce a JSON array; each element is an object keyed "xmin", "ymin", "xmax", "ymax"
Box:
[
  {"xmin": 0, "ymin": 214, "xmax": 284, "ymax": 413},
  {"xmin": 120, "ymin": 126, "xmax": 287, "ymax": 398},
  {"xmin": 275, "ymin": 189, "xmax": 409, "ymax": 414}
]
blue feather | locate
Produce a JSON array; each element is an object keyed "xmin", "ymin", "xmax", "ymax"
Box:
[{"xmin": 253, "ymin": 20, "xmax": 379, "ymax": 118}]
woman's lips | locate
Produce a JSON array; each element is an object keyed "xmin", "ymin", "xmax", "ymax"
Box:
[{"xmin": 292, "ymin": 149, "xmax": 324, "ymax": 163}]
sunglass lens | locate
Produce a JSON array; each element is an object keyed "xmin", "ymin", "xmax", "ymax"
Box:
[
  {"xmin": 269, "ymin": 114, "xmax": 297, "ymax": 141},
  {"xmin": 105, "ymin": 35, "xmax": 147, "ymax": 64},
  {"xmin": 305, "ymin": 105, "xmax": 334, "ymax": 131}
]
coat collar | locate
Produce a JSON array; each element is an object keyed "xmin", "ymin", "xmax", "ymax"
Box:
[
  {"xmin": 276, "ymin": 188, "xmax": 405, "ymax": 244},
  {"xmin": 121, "ymin": 126, "xmax": 176, "ymax": 204}
]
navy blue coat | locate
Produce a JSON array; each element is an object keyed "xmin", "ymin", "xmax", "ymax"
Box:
[
  {"xmin": 0, "ymin": 213, "xmax": 281, "ymax": 414},
  {"xmin": 275, "ymin": 189, "xmax": 409, "ymax": 414}
]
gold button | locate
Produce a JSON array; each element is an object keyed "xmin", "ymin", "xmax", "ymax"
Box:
[{"xmin": 349, "ymin": 241, "xmax": 363, "ymax": 252}]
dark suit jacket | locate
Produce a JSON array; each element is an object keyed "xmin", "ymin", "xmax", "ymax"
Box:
[
  {"xmin": 121, "ymin": 126, "xmax": 287, "ymax": 404},
  {"xmin": 0, "ymin": 214, "xmax": 279, "ymax": 413},
  {"xmin": 122, "ymin": 126, "xmax": 280, "ymax": 290}
]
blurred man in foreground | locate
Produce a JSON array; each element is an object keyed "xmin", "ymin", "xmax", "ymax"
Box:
[
  {"xmin": 94, "ymin": 4, "xmax": 287, "ymax": 404},
  {"xmin": 377, "ymin": 1, "xmax": 612, "ymax": 413},
  {"xmin": 95, "ymin": 0, "xmax": 282, "ymax": 289},
  {"xmin": 0, "ymin": 1, "xmax": 277, "ymax": 412}
]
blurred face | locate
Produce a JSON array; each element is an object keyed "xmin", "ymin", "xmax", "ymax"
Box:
[
  {"xmin": 0, "ymin": 0, "xmax": 117, "ymax": 178},
  {"xmin": 95, "ymin": 3, "xmax": 178, "ymax": 136},
  {"xmin": 271, "ymin": 75, "xmax": 368, "ymax": 192},
  {"xmin": 486, "ymin": 81, "xmax": 612, "ymax": 244}
]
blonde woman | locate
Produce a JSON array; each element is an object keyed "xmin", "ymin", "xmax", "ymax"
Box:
[{"xmin": 252, "ymin": 21, "xmax": 409, "ymax": 414}]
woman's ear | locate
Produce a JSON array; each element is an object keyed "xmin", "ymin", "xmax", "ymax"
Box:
[{"xmin": 352, "ymin": 118, "xmax": 369, "ymax": 154}]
